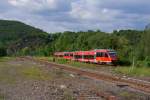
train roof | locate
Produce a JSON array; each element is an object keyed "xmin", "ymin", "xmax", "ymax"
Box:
[
  {"xmin": 93, "ymin": 49, "xmax": 116, "ymax": 52},
  {"xmin": 54, "ymin": 49, "xmax": 116, "ymax": 55}
]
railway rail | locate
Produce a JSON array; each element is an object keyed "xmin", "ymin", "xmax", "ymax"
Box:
[{"xmin": 20, "ymin": 57, "xmax": 150, "ymax": 95}]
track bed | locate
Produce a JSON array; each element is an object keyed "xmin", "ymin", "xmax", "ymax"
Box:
[{"xmin": 0, "ymin": 57, "xmax": 149, "ymax": 100}]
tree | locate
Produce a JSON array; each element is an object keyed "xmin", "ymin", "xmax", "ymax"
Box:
[{"xmin": 0, "ymin": 47, "xmax": 7, "ymax": 57}]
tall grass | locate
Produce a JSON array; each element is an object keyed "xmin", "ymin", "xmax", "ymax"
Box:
[
  {"xmin": 47, "ymin": 57, "xmax": 97, "ymax": 69},
  {"xmin": 115, "ymin": 66, "xmax": 150, "ymax": 77}
]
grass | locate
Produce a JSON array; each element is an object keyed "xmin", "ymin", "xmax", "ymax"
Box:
[
  {"xmin": 114, "ymin": 66, "xmax": 150, "ymax": 77},
  {"xmin": 0, "ymin": 57, "xmax": 14, "ymax": 62},
  {"xmin": 47, "ymin": 57, "xmax": 150, "ymax": 77},
  {"xmin": 30, "ymin": 57, "xmax": 150, "ymax": 77},
  {"xmin": 0, "ymin": 57, "xmax": 53, "ymax": 84},
  {"xmin": 35, "ymin": 57, "xmax": 97, "ymax": 70},
  {"xmin": 21, "ymin": 67, "xmax": 52, "ymax": 80},
  {"xmin": 0, "ymin": 64, "xmax": 17, "ymax": 84},
  {"xmin": 63, "ymin": 90, "xmax": 75, "ymax": 100},
  {"xmin": 119, "ymin": 91, "xmax": 136, "ymax": 100},
  {"xmin": 47, "ymin": 57, "xmax": 97, "ymax": 70},
  {"xmin": 0, "ymin": 94, "xmax": 5, "ymax": 100}
]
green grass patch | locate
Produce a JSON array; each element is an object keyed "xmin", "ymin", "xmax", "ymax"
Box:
[
  {"xmin": 38, "ymin": 57, "xmax": 150, "ymax": 77},
  {"xmin": 119, "ymin": 91, "xmax": 136, "ymax": 99},
  {"xmin": 114, "ymin": 66, "xmax": 150, "ymax": 77},
  {"xmin": 0, "ymin": 57, "xmax": 14, "ymax": 62},
  {"xmin": 0, "ymin": 57, "xmax": 52, "ymax": 84},
  {"xmin": 36, "ymin": 57, "xmax": 97, "ymax": 70},
  {"xmin": 63, "ymin": 90, "xmax": 75, "ymax": 100},
  {"xmin": 22, "ymin": 67, "xmax": 52, "ymax": 80},
  {"xmin": 48, "ymin": 57, "xmax": 97, "ymax": 70},
  {"xmin": 0, "ymin": 65, "xmax": 16, "ymax": 84},
  {"xmin": 0, "ymin": 94, "xmax": 5, "ymax": 100},
  {"xmin": 47, "ymin": 57, "xmax": 54, "ymax": 62}
]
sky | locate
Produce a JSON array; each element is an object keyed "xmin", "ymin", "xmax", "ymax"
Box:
[{"xmin": 0, "ymin": 0, "xmax": 150, "ymax": 33}]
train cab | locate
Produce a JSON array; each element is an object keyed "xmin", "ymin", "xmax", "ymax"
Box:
[{"xmin": 95, "ymin": 49, "xmax": 118, "ymax": 64}]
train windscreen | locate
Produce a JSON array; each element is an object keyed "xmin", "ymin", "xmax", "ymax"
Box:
[{"xmin": 108, "ymin": 52, "xmax": 117, "ymax": 57}]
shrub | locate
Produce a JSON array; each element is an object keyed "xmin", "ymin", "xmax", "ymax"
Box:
[
  {"xmin": 0, "ymin": 47, "xmax": 7, "ymax": 57},
  {"xmin": 118, "ymin": 60, "xmax": 131, "ymax": 66}
]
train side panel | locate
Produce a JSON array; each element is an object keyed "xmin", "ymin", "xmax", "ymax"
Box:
[{"xmin": 54, "ymin": 49, "xmax": 118, "ymax": 65}]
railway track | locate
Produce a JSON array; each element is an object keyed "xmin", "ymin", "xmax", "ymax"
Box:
[{"xmin": 20, "ymin": 57, "xmax": 150, "ymax": 94}]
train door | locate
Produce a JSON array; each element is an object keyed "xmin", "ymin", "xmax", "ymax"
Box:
[
  {"xmin": 96, "ymin": 52, "xmax": 102, "ymax": 63},
  {"xmin": 102, "ymin": 52, "xmax": 110, "ymax": 62},
  {"xmin": 96, "ymin": 52, "xmax": 110, "ymax": 63}
]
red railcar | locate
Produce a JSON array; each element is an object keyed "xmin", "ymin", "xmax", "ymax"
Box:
[
  {"xmin": 54, "ymin": 52, "xmax": 64, "ymax": 57},
  {"xmin": 54, "ymin": 49, "xmax": 118, "ymax": 65},
  {"xmin": 64, "ymin": 52, "xmax": 74, "ymax": 60},
  {"xmin": 73, "ymin": 51, "xmax": 95, "ymax": 62},
  {"xmin": 74, "ymin": 51, "xmax": 83, "ymax": 62}
]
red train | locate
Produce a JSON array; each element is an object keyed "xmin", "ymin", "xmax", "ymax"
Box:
[{"xmin": 54, "ymin": 49, "xmax": 118, "ymax": 65}]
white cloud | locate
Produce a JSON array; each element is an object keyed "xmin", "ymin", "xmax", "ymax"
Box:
[
  {"xmin": 0, "ymin": 0, "xmax": 149, "ymax": 32},
  {"xmin": 8, "ymin": 0, "xmax": 29, "ymax": 6},
  {"xmin": 70, "ymin": 0, "xmax": 120, "ymax": 21},
  {"xmin": 8, "ymin": 0, "xmax": 71, "ymax": 12}
]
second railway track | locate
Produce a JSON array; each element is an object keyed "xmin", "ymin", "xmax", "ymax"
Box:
[{"xmin": 21, "ymin": 57, "xmax": 150, "ymax": 94}]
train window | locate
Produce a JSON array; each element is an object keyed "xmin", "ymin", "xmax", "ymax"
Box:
[
  {"xmin": 109, "ymin": 52, "xmax": 117, "ymax": 57},
  {"xmin": 70, "ymin": 54, "xmax": 73, "ymax": 57},
  {"xmin": 59, "ymin": 55, "xmax": 63, "ymax": 57},
  {"xmin": 84, "ymin": 55, "xmax": 94, "ymax": 59},
  {"xmin": 75, "ymin": 55, "xmax": 82, "ymax": 59},
  {"xmin": 89, "ymin": 55, "xmax": 94, "ymax": 59},
  {"xmin": 64, "ymin": 53, "xmax": 70, "ymax": 56},
  {"xmin": 64, "ymin": 54, "xmax": 66, "ymax": 56},
  {"xmin": 83, "ymin": 55, "xmax": 88, "ymax": 59},
  {"xmin": 96, "ymin": 52, "xmax": 102, "ymax": 57},
  {"xmin": 104, "ymin": 53, "xmax": 108, "ymax": 57},
  {"xmin": 101, "ymin": 53, "xmax": 108, "ymax": 57},
  {"xmin": 75, "ymin": 55, "xmax": 78, "ymax": 59}
]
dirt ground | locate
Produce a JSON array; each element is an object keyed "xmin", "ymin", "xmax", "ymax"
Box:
[{"xmin": 0, "ymin": 58, "xmax": 149, "ymax": 100}]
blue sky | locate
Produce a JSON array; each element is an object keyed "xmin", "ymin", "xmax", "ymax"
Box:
[{"xmin": 0, "ymin": 0, "xmax": 150, "ymax": 33}]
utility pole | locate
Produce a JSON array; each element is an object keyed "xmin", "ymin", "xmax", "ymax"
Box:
[
  {"xmin": 131, "ymin": 43, "xmax": 135, "ymax": 71},
  {"xmin": 132, "ymin": 56, "xmax": 135, "ymax": 70}
]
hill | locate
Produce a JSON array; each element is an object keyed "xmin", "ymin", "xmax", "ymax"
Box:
[
  {"xmin": 145, "ymin": 23, "xmax": 150, "ymax": 30},
  {"xmin": 0, "ymin": 20, "xmax": 49, "ymax": 56}
]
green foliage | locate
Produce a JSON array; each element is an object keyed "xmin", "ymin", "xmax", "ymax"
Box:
[
  {"xmin": 0, "ymin": 20, "xmax": 150, "ymax": 67},
  {"xmin": 0, "ymin": 20, "xmax": 50, "ymax": 56},
  {"xmin": 141, "ymin": 30, "xmax": 150, "ymax": 57},
  {"xmin": 54, "ymin": 31, "xmax": 77, "ymax": 51},
  {"xmin": 0, "ymin": 47, "xmax": 7, "ymax": 57}
]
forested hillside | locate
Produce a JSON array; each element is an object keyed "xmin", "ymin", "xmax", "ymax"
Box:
[
  {"xmin": 53, "ymin": 30, "xmax": 150, "ymax": 66},
  {"xmin": 0, "ymin": 20, "xmax": 50, "ymax": 56},
  {"xmin": 145, "ymin": 23, "xmax": 150, "ymax": 30},
  {"xmin": 0, "ymin": 20, "xmax": 150, "ymax": 66}
]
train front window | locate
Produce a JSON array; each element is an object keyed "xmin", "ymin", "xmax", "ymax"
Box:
[
  {"xmin": 109, "ymin": 52, "xmax": 117, "ymax": 57},
  {"xmin": 104, "ymin": 53, "xmax": 108, "ymax": 57},
  {"xmin": 96, "ymin": 52, "xmax": 102, "ymax": 57}
]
